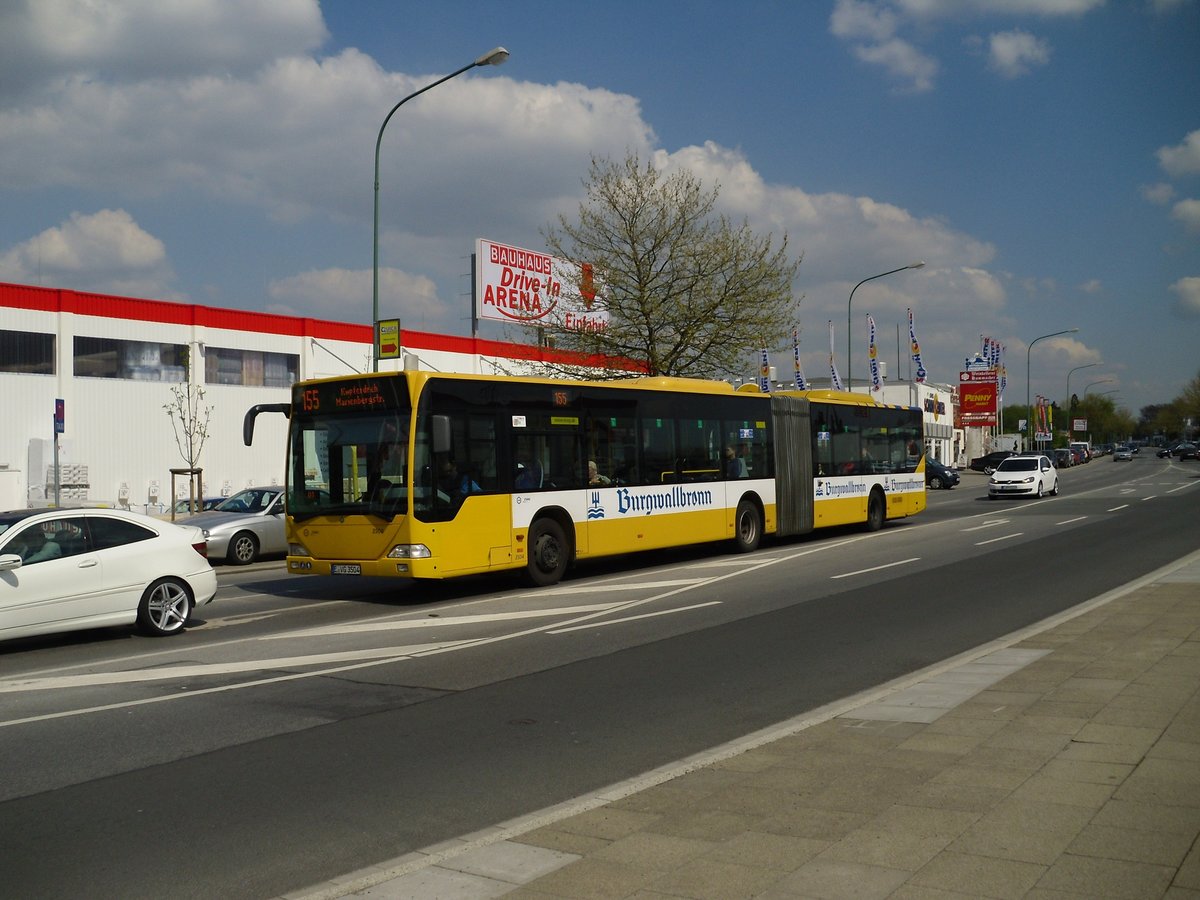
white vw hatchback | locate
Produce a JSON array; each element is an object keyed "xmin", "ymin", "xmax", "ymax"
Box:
[
  {"xmin": 988, "ymin": 454, "xmax": 1060, "ymax": 500},
  {"xmin": 0, "ymin": 507, "xmax": 217, "ymax": 642}
]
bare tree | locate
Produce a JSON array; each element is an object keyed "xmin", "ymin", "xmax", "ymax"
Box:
[
  {"xmin": 163, "ymin": 382, "xmax": 213, "ymax": 470},
  {"xmin": 540, "ymin": 152, "xmax": 801, "ymax": 379}
]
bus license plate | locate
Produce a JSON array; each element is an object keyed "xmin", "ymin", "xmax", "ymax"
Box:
[{"xmin": 331, "ymin": 564, "xmax": 361, "ymax": 575}]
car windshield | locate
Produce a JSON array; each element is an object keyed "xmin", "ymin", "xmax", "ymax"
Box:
[
  {"xmin": 215, "ymin": 488, "xmax": 280, "ymax": 513},
  {"xmin": 997, "ymin": 458, "xmax": 1038, "ymax": 472}
]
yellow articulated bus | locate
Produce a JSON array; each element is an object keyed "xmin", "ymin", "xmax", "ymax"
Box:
[{"xmin": 243, "ymin": 371, "xmax": 926, "ymax": 586}]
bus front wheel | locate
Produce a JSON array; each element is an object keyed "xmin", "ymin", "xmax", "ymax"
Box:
[
  {"xmin": 733, "ymin": 500, "xmax": 762, "ymax": 553},
  {"xmin": 865, "ymin": 489, "xmax": 886, "ymax": 532},
  {"xmin": 525, "ymin": 518, "xmax": 569, "ymax": 586}
]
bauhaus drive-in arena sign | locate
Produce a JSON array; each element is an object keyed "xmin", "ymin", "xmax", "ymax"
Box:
[{"xmin": 475, "ymin": 238, "xmax": 608, "ymax": 333}]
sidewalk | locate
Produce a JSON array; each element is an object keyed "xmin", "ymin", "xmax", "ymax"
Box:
[{"xmin": 293, "ymin": 553, "xmax": 1200, "ymax": 900}]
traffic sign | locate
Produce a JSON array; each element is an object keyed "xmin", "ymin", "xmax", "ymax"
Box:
[{"xmin": 377, "ymin": 319, "xmax": 400, "ymax": 359}]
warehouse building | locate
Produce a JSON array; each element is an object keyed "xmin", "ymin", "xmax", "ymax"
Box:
[{"xmin": 0, "ymin": 281, "xmax": 577, "ymax": 512}]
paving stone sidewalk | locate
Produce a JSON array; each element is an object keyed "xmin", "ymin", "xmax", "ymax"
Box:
[{"xmin": 295, "ymin": 555, "xmax": 1200, "ymax": 900}]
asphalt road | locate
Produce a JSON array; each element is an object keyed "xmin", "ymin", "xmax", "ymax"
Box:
[{"xmin": 0, "ymin": 454, "xmax": 1195, "ymax": 899}]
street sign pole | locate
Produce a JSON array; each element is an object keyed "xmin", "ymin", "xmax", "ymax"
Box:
[{"xmin": 53, "ymin": 398, "xmax": 64, "ymax": 507}]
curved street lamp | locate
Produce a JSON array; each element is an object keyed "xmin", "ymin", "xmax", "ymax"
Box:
[
  {"xmin": 1084, "ymin": 378, "xmax": 1114, "ymax": 396},
  {"xmin": 1026, "ymin": 328, "xmax": 1078, "ymax": 451},
  {"xmin": 846, "ymin": 261, "xmax": 924, "ymax": 391},
  {"xmin": 372, "ymin": 47, "xmax": 509, "ymax": 370}
]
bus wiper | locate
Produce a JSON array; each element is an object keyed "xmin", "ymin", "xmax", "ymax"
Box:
[{"xmin": 291, "ymin": 503, "xmax": 358, "ymax": 522}]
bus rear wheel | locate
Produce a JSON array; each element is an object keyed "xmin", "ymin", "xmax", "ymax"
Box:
[
  {"xmin": 865, "ymin": 489, "xmax": 886, "ymax": 532},
  {"xmin": 525, "ymin": 518, "xmax": 569, "ymax": 586},
  {"xmin": 733, "ymin": 500, "xmax": 762, "ymax": 553}
]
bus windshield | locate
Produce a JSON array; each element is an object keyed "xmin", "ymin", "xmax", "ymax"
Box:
[{"xmin": 288, "ymin": 408, "xmax": 412, "ymax": 521}]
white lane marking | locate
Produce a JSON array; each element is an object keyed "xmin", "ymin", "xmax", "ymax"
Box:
[
  {"xmin": 1056, "ymin": 516, "xmax": 1088, "ymax": 525},
  {"xmin": 548, "ymin": 602, "xmax": 723, "ymax": 634},
  {"xmin": 0, "ymin": 642, "xmax": 474, "ymax": 693},
  {"xmin": 513, "ymin": 578, "xmax": 708, "ymax": 597},
  {"xmin": 1166, "ymin": 483, "xmax": 1195, "ymax": 494},
  {"xmin": 963, "ymin": 519, "xmax": 1009, "ymax": 532},
  {"xmin": 267, "ymin": 604, "xmax": 625, "ymax": 639},
  {"xmin": 0, "ymin": 535, "xmax": 888, "ymax": 725},
  {"xmin": 1107, "ymin": 504, "xmax": 1130, "ymax": 512},
  {"xmin": 830, "ymin": 558, "xmax": 920, "ymax": 580},
  {"xmin": 975, "ymin": 533, "xmax": 1022, "ymax": 546}
]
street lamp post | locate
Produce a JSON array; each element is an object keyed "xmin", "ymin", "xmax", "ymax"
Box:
[
  {"xmin": 1026, "ymin": 328, "xmax": 1078, "ymax": 452},
  {"xmin": 846, "ymin": 261, "xmax": 924, "ymax": 391},
  {"xmin": 1066, "ymin": 362, "xmax": 1100, "ymax": 442},
  {"xmin": 372, "ymin": 47, "xmax": 509, "ymax": 371},
  {"xmin": 1084, "ymin": 379, "xmax": 1113, "ymax": 397}
]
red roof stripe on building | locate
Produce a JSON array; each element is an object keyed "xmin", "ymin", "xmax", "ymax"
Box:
[{"xmin": 0, "ymin": 281, "xmax": 645, "ymax": 372}]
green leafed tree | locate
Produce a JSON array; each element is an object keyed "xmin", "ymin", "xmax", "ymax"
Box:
[{"xmin": 540, "ymin": 153, "xmax": 801, "ymax": 378}]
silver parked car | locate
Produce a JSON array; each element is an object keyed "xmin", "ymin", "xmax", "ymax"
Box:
[{"xmin": 180, "ymin": 486, "xmax": 285, "ymax": 565}]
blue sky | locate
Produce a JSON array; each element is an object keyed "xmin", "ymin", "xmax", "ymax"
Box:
[{"xmin": 1, "ymin": 0, "xmax": 1197, "ymax": 415}]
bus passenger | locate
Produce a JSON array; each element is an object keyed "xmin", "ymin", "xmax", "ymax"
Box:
[{"xmin": 588, "ymin": 460, "xmax": 611, "ymax": 486}]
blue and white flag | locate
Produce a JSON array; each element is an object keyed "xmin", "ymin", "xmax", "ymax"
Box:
[
  {"xmin": 792, "ymin": 328, "xmax": 807, "ymax": 390},
  {"xmin": 908, "ymin": 308, "xmax": 927, "ymax": 383},
  {"xmin": 828, "ymin": 321, "xmax": 844, "ymax": 391},
  {"xmin": 758, "ymin": 346, "xmax": 771, "ymax": 393},
  {"xmin": 867, "ymin": 314, "xmax": 882, "ymax": 393}
]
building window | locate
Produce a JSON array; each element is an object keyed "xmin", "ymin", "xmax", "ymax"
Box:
[
  {"xmin": 204, "ymin": 347, "xmax": 298, "ymax": 387},
  {"xmin": 74, "ymin": 337, "xmax": 188, "ymax": 381},
  {"xmin": 0, "ymin": 329, "xmax": 55, "ymax": 374}
]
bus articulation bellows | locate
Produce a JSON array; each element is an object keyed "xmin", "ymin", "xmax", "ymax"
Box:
[{"xmin": 244, "ymin": 371, "xmax": 926, "ymax": 586}]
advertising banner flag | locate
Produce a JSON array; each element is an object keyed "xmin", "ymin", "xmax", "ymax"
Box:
[
  {"xmin": 828, "ymin": 321, "xmax": 844, "ymax": 391},
  {"xmin": 908, "ymin": 307, "xmax": 927, "ymax": 383},
  {"xmin": 997, "ymin": 343, "xmax": 1007, "ymax": 399},
  {"xmin": 759, "ymin": 346, "xmax": 772, "ymax": 393},
  {"xmin": 792, "ymin": 328, "xmax": 807, "ymax": 390},
  {"xmin": 867, "ymin": 314, "xmax": 882, "ymax": 393}
]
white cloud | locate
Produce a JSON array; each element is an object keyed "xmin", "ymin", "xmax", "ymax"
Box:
[
  {"xmin": 1080, "ymin": 279, "xmax": 1102, "ymax": 293},
  {"xmin": 0, "ymin": 0, "xmax": 327, "ymax": 100},
  {"xmin": 1141, "ymin": 182, "xmax": 1176, "ymax": 204},
  {"xmin": 855, "ymin": 39, "xmax": 940, "ymax": 92},
  {"xmin": 0, "ymin": 209, "xmax": 174, "ymax": 298},
  {"xmin": 1170, "ymin": 276, "xmax": 1200, "ymax": 317},
  {"xmin": 987, "ymin": 30, "xmax": 1052, "ymax": 77},
  {"xmin": 1158, "ymin": 129, "xmax": 1200, "ymax": 178},
  {"xmin": 830, "ymin": 0, "xmax": 1106, "ymax": 90},
  {"xmin": 1172, "ymin": 199, "xmax": 1200, "ymax": 233},
  {"xmin": 830, "ymin": 0, "xmax": 900, "ymax": 41},
  {"xmin": 829, "ymin": 1, "xmax": 937, "ymax": 92},
  {"xmin": 892, "ymin": 0, "xmax": 1103, "ymax": 16},
  {"xmin": 267, "ymin": 267, "xmax": 445, "ymax": 329}
]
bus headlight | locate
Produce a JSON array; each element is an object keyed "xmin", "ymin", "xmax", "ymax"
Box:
[
  {"xmin": 387, "ymin": 544, "xmax": 431, "ymax": 559},
  {"xmin": 289, "ymin": 542, "xmax": 311, "ymax": 557}
]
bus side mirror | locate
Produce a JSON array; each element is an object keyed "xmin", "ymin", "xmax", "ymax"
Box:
[
  {"xmin": 243, "ymin": 403, "xmax": 292, "ymax": 446},
  {"xmin": 432, "ymin": 415, "xmax": 451, "ymax": 455}
]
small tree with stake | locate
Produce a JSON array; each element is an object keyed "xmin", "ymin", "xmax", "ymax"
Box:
[{"xmin": 163, "ymin": 382, "xmax": 213, "ymax": 514}]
